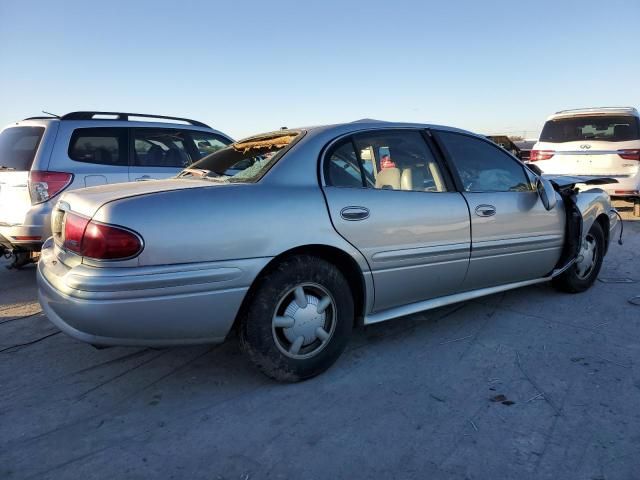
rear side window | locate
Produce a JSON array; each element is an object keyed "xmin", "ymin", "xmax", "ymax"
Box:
[
  {"xmin": 437, "ymin": 131, "xmax": 532, "ymax": 192},
  {"xmin": 69, "ymin": 128, "xmax": 128, "ymax": 166},
  {"xmin": 540, "ymin": 115, "xmax": 640, "ymax": 143},
  {"xmin": 353, "ymin": 130, "xmax": 448, "ymax": 192},
  {"xmin": 0, "ymin": 126, "xmax": 45, "ymax": 171},
  {"xmin": 325, "ymin": 139, "xmax": 366, "ymax": 188}
]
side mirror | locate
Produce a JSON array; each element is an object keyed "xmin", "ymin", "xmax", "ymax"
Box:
[
  {"xmin": 536, "ymin": 177, "xmax": 557, "ymax": 211},
  {"xmin": 527, "ymin": 163, "xmax": 543, "ymax": 176}
]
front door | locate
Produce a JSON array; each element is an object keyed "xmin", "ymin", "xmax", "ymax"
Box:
[
  {"xmin": 321, "ymin": 129, "xmax": 471, "ymax": 312},
  {"xmin": 435, "ymin": 130, "xmax": 565, "ymax": 290}
]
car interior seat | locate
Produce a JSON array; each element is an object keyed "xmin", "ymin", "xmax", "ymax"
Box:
[
  {"xmin": 165, "ymin": 147, "xmax": 189, "ymax": 167},
  {"xmin": 144, "ymin": 145, "xmax": 165, "ymax": 166},
  {"xmin": 401, "ymin": 167, "xmax": 425, "ymax": 191},
  {"xmin": 375, "ymin": 167, "xmax": 401, "ymax": 189}
]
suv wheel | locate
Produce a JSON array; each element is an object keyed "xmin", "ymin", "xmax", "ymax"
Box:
[{"xmin": 240, "ymin": 255, "xmax": 354, "ymax": 382}]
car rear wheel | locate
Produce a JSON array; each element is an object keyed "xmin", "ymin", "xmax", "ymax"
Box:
[
  {"xmin": 239, "ymin": 255, "xmax": 354, "ymax": 382},
  {"xmin": 552, "ymin": 221, "xmax": 605, "ymax": 293}
]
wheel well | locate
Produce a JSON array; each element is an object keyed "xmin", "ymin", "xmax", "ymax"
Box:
[
  {"xmin": 595, "ymin": 213, "xmax": 610, "ymax": 253},
  {"xmin": 233, "ymin": 245, "xmax": 367, "ymax": 332}
]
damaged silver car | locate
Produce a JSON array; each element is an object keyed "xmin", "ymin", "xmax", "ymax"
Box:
[{"xmin": 37, "ymin": 121, "xmax": 620, "ymax": 381}]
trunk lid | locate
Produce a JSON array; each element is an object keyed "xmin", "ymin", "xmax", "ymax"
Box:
[{"xmin": 56, "ymin": 178, "xmax": 213, "ymax": 218}]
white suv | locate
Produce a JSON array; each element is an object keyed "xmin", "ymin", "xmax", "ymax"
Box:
[
  {"xmin": 529, "ymin": 107, "xmax": 640, "ymax": 216},
  {"xmin": 0, "ymin": 111, "xmax": 233, "ymax": 267}
]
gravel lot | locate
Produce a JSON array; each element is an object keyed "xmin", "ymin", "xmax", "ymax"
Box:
[{"xmin": 1, "ymin": 206, "xmax": 639, "ymax": 480}]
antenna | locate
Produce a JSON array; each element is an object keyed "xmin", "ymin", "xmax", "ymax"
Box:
[{"xmin": 42, "ymin": 110, "xmax": 61, "ymax": 118}]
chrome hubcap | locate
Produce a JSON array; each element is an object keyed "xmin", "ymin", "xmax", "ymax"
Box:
[
  {"xmin": 272, "ymin": 283, "xmax": 336, "ymax": 359},
  {"xmin": 575, "ymin": 234, "xmax": 597, "ymax": 280}
]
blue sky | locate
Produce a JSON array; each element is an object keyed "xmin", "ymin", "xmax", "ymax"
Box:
[{"xmin": 1, "ymin": 0, "xmax": 638, "ymax": 139}]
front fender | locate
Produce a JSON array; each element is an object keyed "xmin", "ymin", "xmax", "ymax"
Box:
[{"xmin": 575, "ymin": 187, "xmax": 618, "ymax": 252}]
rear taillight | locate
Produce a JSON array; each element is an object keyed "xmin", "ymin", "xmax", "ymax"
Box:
[
  {"xmin": 62, "ymin": 212, "xmax": 143, "ymax": 260},
  {"xmin": 529, "ymin": 150, "xmax": 555, "ymax": 162},
  {"xmin": 617, "ymin": 149, "xmax": 640, "ymax": 161},
  {"xmin": 28, "ymin": 171, "xmax": 73, "ymax": 205},
  {"xmin": 62, "ymin": 213, "xmax": 90, "ymax": 254},
  {"xmin": 82, "ymin": 221, "xmax": 143, "ymax": 259}
]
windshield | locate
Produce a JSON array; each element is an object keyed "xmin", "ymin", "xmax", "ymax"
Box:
[
  {"xmin": 0, "ymin": 126, "xmax": 45, "ymax": 171},
  {"xmin": 177, "ymin": 131, "xmax": 300, "ymax": 183},
  {"xmin": 540, "ymin": 115, "xmax": 640, "ymax": 143}
]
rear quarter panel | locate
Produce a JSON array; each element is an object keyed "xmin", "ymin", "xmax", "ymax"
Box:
[{"xmin": 91, "ymin": 182, "xmax": 369, "ymax": 270}]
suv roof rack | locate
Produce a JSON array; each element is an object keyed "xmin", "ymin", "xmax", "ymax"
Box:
[
  {"xmin": 554, "ymin": 107, "xmax": 638, "ymax": 115},
  {"xmin": 60, "ymin": 111, "xmax": 210, "ymax": 128}
]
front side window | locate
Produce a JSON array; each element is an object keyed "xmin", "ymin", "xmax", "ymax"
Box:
[
  {"xmin": 68, "ymin": 128, "xmax": 127, "ymax": 166},
  {"xmin": 133, "ymin": 129, "xmax": 194, "ymax": 168},
  {"xmin": 178, "ymin": 131, "xmax": 300, "ymax": 183},
  {"xmin": 189, "ymin": 131, "xmax": 231, "ymax": 159},
  {"xmin": 353, "ymin": 130, "xmax": 447, "ymax": 192},
  {"xmin": 437, "ymin": 131, "xmax": 532, "ymax": 193},
  {"xmin": 0, "ymin": 126, "xmax": 45, "ymax": 171},
  {"xmin": 540, "ymin": 115, "xmax": 640, "ymax": 143}
]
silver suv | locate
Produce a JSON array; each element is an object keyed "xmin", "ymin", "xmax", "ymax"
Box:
[{"xmin": 0, "ymin": 111, "xmax": 232, "ymax": 267}]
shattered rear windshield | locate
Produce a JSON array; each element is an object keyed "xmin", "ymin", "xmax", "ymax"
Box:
[{"xmin": 177, "ymin": 130, "xmax": 301, "ymax": 183}]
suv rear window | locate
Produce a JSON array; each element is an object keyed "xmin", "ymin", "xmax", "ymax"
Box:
[
  {"xmin": 540, "ymin": 115, "xmax": 640, "ymax": 143},
  {"xmin": 0, "ymin": 126, "xmax": 45, "ymax": 171}
]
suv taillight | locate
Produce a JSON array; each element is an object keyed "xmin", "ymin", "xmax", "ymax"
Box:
[
  {"xmin": 617, "ymin": 149, "xmax": 640, "ymax": 161},
  {"xmin": 28, "ymin": 171, "xmax": 73, "ymax": 205},
  {"xmin": 529, "ymin": 150, "xmax": 555, "ymax": 162},
  {"xmin": 63, "ymin": 212, "xmax": 143, "ymax": 260}
]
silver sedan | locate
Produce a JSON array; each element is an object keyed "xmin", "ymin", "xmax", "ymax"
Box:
[{"xmin": 37, "ymin": 121, "xmax": 620, "ymax": 381}]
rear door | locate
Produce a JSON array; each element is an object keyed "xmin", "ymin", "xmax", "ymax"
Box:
[
  {"xmin": 435, "ymin": 130, "xmax": 565, "ymax": 290},
  {"xmin": 0, "ymin": 126, "xmax": 45, "ymax": 225},
  {"xmin": 322, "ymin": 129, "xmax": 471, "ymax": 312},
  {"xmin": 533, "ymin": 115, "xmax": 640, "ymax": 176},
  {"xmin": 130, "ymin": 129, "xmax": 230, "ymax": 181}
]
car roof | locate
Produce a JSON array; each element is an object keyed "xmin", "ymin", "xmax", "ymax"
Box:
[
  {"xmin": 6, "ymin": 116, "xmax": 231, "ymax": 139},
  {"xmin": 237, "ymin": 120, "xmax": 478, "ymax": 144}
]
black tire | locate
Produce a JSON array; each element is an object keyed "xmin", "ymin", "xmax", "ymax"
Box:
[
  {"xmin": 239, "ymin": 255, "xmax": 354, "ymax": 382},
  {"xmin": 552, "ymin": 221, "xmax": 605, "ymax": 293}
]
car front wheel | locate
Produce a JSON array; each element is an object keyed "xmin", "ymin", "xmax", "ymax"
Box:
[
  {"xmin": 239, "ymin": 255, "xmax": 354, "ymax": 382},
  {"xmin": 552, "ymin": 221, "xmax": 605, "ymax": 293}
]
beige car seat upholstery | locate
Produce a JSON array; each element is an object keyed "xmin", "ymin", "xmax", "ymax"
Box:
[
  {"xmin": 401, "ymin": 168, "xmax": 426, "ymax": 191},
  {"xmin": 375, "ymin": 168, "xmax": 401, "ymax": 189}
]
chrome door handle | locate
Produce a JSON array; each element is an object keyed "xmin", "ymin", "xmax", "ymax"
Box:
[
  {"xmin": 135, "ymin": 175, "xmax": 152, "ymax": 181},
  {"xmin": 340, "ymin": 206, "xmax": 370, "ymax": 221},
  {"xmin": 475, "ymin": 204, "xmax": 496, "ymax": 217}
]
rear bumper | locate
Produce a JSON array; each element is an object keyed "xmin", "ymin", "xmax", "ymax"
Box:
[
  {"xmin": 0, "ymin": 201, "xmax": 53, "ymax": 251},
  {"xmin": 37, "ymin": 241, "xmax": 271, "ymax": 346},
  {"xmin": 595, "ymin": 174, "xmax": 639, "ymax": 198}
]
